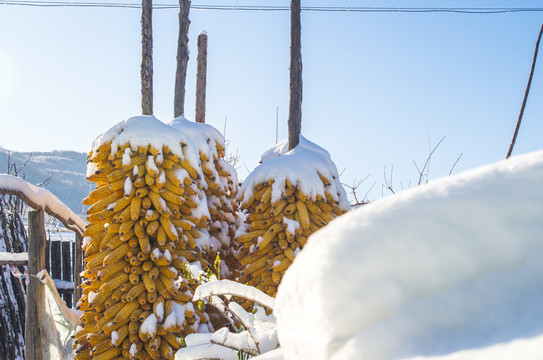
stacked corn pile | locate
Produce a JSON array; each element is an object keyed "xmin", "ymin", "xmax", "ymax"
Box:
[
  {"xmin": 236, "ymin": 137, "xmax": 350, "ymax": 299},
  {"xmin": 169, "ymin": 117, "xmax": 241, "ymax": 280},
  {"xmin": 75, "ymin": 116, "xmax": 213, "ymax": 360}
]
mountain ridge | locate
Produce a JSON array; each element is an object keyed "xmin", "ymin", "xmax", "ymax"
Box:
[{"xmin": 0, "ymin": 147, "xmax": 89, "ymax": 216}]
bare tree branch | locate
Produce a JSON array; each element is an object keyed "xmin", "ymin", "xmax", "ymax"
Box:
[
  {"xmin": 414, "ymin": 135, "xmax": 445, "ymax": 185},
  {"xmin": 449, "ymin": 153, "xmax": 463, "ymax": 176}
]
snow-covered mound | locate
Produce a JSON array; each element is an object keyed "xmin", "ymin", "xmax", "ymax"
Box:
[
  {"xmin": 275, "ymin": 150, "xmax": 543, "ymax": 360},
  {"xmin": 240, "ymin": 136, "xmax": 349, "ymax": 210}
]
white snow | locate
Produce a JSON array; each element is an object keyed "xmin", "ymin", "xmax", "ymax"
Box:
[
  {"xmin": 275, "ymin": 150, "xmax": 543, "ymax": 360},
  {"xmin": 53, "ymin": 279, "xmax": 74, "ymax": 291},
  {"xmin": 87, "ymin": 291, "xmax": 98, "ymax": 304},
  {"xmin": 169, "ymin": 117, "xmax": 224, "ymax": 158},
  {"xmin": 140, "ymin": 313, "xmax": 157, "ymax": 337},
  {"xmin": 122, "ymin": 147, "xmax": 131, "ymax": 166},
  {"xmin": 185, "ymin": 333, "xmax": 214, "ymax": 347},
  {"xmin": 240, "ymin": 136, "xmax": 349, "ymax": 209},
  {"xmin": 175, "ymin": 343, "xmax": 238, "ymax": 360},
  {"xmin": 146, "ymin": 155, "xmax": 159, "ymax": 175},
  {"xmin": 111, "ymin": 331, "xmax": 119, "ymax": 346},
  {"xmin": 86, "ymin": 161, "xmax": 98, "ymax": 178},
  {"xmin": 155, "ymin": 301, "xmax": 164, "ymax": 322},
  {"xmin": 0, "ymin": 251, "xmax": 28, "ymax": 264},
  {"xmin": 179, "ymin": 280, "xmax": 280, "ymax": 359},
  {"xmin": 194, "ymin": 279, "xmax": 275, "ymax": 309},
  {"xmin": 282, "ymin": 217, "xmax": 300, "ymax": 234},
  {"xmin": 172, "ymin": 302, "xmax": 187, "ymax": 328},
  {"xmin": 124, "ymin": 177, "xmax": 132, "ymax": 196},
  {"xmin": 402, "ymin": 334, "xmax": 543, "ymax": 360},
  {"xmin": 129, "ymin": 343, "xmax": 137, "ymax": 357},
  {"xmin": 0, "ymin": 174, "xmax": 85, "ymax": 235},
  {"xmin": 90, "ymin": 115, "xmax": 201, "ymax": 173}
]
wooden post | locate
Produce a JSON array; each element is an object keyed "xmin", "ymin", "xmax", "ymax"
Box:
[
  {"xmin": 195, "ymin": 31, "xmax": 208, "ymax": 124},
  {"xmin": 25, "ymin": 209, "xmax": 47, "ymax": 360},
  {"xmin": 73, "ymin": 233, "xmax": 83, "ymax": 305},
  {"xmin": 141, "ymin": 0, "xmax": 153, "ymax": 115},
  {"xmin": 174, "ymin": 0, "xmax": 191, "ymax": 118},
  {"xmin": 288, "ymin": 0, "xmax": 302, "ymax": 150}
]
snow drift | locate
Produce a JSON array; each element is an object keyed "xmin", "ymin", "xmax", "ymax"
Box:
[{"xmin": 275, "ymin": 150, "xmax": 543, "ymax": 360}]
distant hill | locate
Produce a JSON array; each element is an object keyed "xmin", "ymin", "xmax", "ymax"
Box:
[{"xmin": 0, "ymin": 147, "xmax": 89, "ymax": 216}]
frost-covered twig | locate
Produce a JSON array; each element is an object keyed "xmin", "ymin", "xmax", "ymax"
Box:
[
  {"xmin": 194, "ymin": 279, "xmax": 274, "ymax": 310},
  {"xmin": 414, "ymin": 135, "xmax": 445, "ymax": 185},
  {"xmin": 178, "ymin": 280, "xmax": 280, "ymax": 360}
]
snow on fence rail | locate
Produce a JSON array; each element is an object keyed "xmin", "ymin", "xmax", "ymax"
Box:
[
  {"xmin": 0, "ymin": 251, "xmax": 28, "ymax": 266},
  {"xmin": 0, "ymin": 174, "xmax": 85, "ymax": 238}
]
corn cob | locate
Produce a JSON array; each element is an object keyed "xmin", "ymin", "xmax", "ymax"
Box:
[{"xmin": 77, "ymin": 117, "xmax": 224, "ymax": 359}]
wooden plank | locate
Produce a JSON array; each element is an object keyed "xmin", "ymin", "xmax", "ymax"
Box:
[
  {"xmin": 73, "ymin": 233, "xmax": 83, "ymax": 305},
  {"xmin": 51, "ymin": 240, "xmax": 61, "ymax": 281},
  {"xmin": 45, "ymin": 238, "xmax": 50, "ymax": 273},
  {"xmin": 0, "ymin": 252, "xmax": 28, "ymax": 265},
  {"xmin": 61, "ymin": 240, "xmax": 72, "ymax": 307},
  {"xmin": 25, "ymin": 209, "xmax": 47, "ymax": 360}
]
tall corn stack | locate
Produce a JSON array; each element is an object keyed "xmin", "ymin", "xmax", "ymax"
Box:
[
  {"xmin": 236, "ymin": 136, "xmax": 350, "ymax": 301},
  {"xmin": 169, "ymin": 117, "xmax": 241, "ymax": 280},
  {"xmin": 75, "ymin": 116, "xmax": 215, "ymax": 360}
]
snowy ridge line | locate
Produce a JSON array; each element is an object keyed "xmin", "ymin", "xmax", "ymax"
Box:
[
  {"xmin": 0, "ymin": 251, "xmax": 28, "ymax": 265},
  {"xmin": 194, "ymin": 279, "xmax": 275, "ymax": 309},
  {"xmin": 0, "ymin": 174, "xmax": 85, "ymax": 237}
]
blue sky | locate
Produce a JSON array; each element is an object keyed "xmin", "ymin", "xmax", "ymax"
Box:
[{"xmin": 1, "ymin": 1, "xmax": 542, "ymax": 201}]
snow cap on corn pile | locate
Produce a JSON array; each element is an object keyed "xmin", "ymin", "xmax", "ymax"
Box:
[
  {"xmin": 77, "ymin": 115, "xmax": 216, "ymax": 360},
  {"xmin": 236, "ymin": 136, "xmax": 349, "ymax": 300},
  {"xmin": 241, "ymin": 136, "xmax": 349, "ymax": 209},
  {"xmin": 169, "ymin": 117, "xmax": 241, "ymax": 280}
]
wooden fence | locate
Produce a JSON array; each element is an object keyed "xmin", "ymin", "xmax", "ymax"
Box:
[
  {"xmin": 0, "ymin": 175, "xmax": 85, "ymax": 360},
  {"xmin": 45, "ymin": 234, "xmax": 79, "ymax": 308}
]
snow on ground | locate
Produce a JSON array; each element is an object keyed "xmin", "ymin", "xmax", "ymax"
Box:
[{"xmin": 274, "ymin": 150, "xmax": 543, "ymax": 360}]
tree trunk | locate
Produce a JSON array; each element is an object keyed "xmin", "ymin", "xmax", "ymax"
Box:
[
  {"xmin": 288, "ymin": 0, "xmax": 302, "ymax": 151},
  {"xmin": 174, "ymin": 0, "xmax": 191, "ymax": 118},
  {"xmin": 25, "ymin": 209, "xmax": 47, "ymax": 360},
  {"xmin": 195, "ymin": 31, "xmax": 208, "ymax": 124},
  {"xmin": 141, "ymin": 0, "xmax": 153, "ymax": 115}
]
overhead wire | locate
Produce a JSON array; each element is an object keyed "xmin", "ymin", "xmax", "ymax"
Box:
[{"xmin": 2, "ymin": 1, "xmax": 543, "ymax": 14}]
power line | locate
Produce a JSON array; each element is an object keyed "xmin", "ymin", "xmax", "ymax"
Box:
[{"xmin": 2, "ymin": 1, "xmax": 543, "ymax": 14}]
